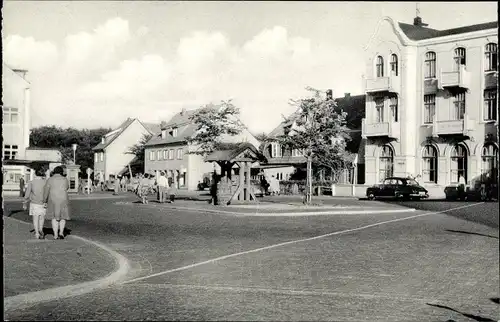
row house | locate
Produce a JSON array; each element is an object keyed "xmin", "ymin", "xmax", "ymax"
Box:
[
  {"xmin": 261, "ymin": 92, "xmax": 366, "ymax": 183},
  {"xmin": 92, "ymin": 118, "xmax": 160, "ymax": 181},
  {"xmin": 144, "ymin": 108, "xmax": 259, "ymax": 191},
  {"xmin": 362, "ymin": 16, "xmax": 498, "ymax": 195}
]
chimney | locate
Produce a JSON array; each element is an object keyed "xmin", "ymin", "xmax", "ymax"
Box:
[
  {"xmin": 180, "ymin": 108, "xmax": 186, "ymax": 116},
  {"xmin": 413, "ymin": 16, "xmax": 428, "ymax": 27},
  {"xmin": 344, "ymin": 93, "xmax": 351, "ymax": 98},
  {"xmin": 326, "ymin": 89, "xmax": 333, "ymax": 100}
]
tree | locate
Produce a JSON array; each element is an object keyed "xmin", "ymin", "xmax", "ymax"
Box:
[
  {"xmin": 29, "ymin": 126, "xmax": 111, "ymax": 177},
  {"xmin": 254, "ymin": 132, "xmax": 270, "ymax": 153},
  {"xmin": 187, "ymin": 100, "xmax": 244, "ymax": 178},
  {"xmin": 273, "ymin": 87, "xmax": 352, "ymax": 204},
  {"xmin": 126, "ymin": 133, "xmax": 153, "ymax": 174}
]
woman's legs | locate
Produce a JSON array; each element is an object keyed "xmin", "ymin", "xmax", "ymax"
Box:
[
  {"xmin": 52, "ymin": 219, "xmax": 59, "ymax": 239},
  {"xmin": 38, "ymin": 215, "xmax": 45, "ymax": 237},
  {"xmin": 59, "ymin": 220, "xmax": 66, "ymax": 237},
  {"xmin": 33, "ymin": 215, "xmax": 40, "ymax": 238}
]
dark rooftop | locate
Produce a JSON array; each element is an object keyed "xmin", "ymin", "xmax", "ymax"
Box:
[{"xmin": 399, "ymin": 21, "xmax": 498, "ymax": 41}]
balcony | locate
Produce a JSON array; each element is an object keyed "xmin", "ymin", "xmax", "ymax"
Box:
[
  {"xmin": 485, "ymin": 71, "xmax": 498, "ymax": 89},
  {"xmin": 361, "ymin": 118, "xmax": 399, "ymax": 139},
  {"xmin": 423, "ymin": 79, "xmax": 439, "ymax": 94},
  {"xmin": 439, "ymin": 65, "xmax": 470, "ymax": 89},
  {"xmin": 365, "ymin": 74, "xmax": 400, "ymax": 94},
  {"xmin": 432, "ymin": 114, "xmax": 476, "ymax": 137}
]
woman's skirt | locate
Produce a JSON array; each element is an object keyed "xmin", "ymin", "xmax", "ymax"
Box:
[
  {"xmin": 29, "ymin": 203, "xmax": 46, "ymax": 217},
  {"xmin": 138, "ymin": 185, "xmax": 153, "ymax": 197}
]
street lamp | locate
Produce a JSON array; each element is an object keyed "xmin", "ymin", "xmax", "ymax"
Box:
[{"xmin": 72, "ymin": 144, "xmax": 78, "ymax": 164}]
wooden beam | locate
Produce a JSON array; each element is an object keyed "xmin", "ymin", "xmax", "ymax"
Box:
[{"xmin": 239, "ymin": 161, "xmax": 245, "ymax": 200}]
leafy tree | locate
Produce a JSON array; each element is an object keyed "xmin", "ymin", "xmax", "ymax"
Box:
[
  {"xmin": 126, "ymin": 133, "xmax": 153, "ymax": 174},
  {"xmin": 254, "ymin": 132, "xmax": 270, "ymax": 152},
  {"xmin": 187, "ymin": 100, "xmax": 243, "ymax": 155},
  {"xmin": 29, "ymin": 126, "xmax": 111, "ymax": 177},
  {"xmin": 186, "ymin": 100, "xmax": 244, "ymax": 178},
  {"xmin": 272, "ymin": 87, "xmax": 352, "ymax": 204}
]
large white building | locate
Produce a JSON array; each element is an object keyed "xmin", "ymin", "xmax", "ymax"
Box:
[{"xmin": 362, "ymin": 16, "xmax": 498, "ymax": 196}]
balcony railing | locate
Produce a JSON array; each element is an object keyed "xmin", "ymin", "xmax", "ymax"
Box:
[
  {"xmin": 365, "ymin": 74, "xmax": 400, "ymax": 94},
  {"xmin": 361, "ymin": 118, "xmax": 399, "ymax": 139},
  {"xmin": 432, "ymin": 113, "xmax": 475, "ymax": 137},
  {"xmin": 439, "ymin": 65, "xmax": 470, "ymax": 89},
  {"xmin": 423, "ymin": 79, "xmax": 439, "ymax": 94}
]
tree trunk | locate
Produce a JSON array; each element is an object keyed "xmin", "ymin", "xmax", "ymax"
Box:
[{"xmin": 305, "ymin": 155, "xmax": 312, "ymax": 204}]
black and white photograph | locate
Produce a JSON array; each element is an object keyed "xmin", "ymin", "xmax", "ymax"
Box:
[{"xmin": 2, "ymin": 1, "xmax": 499, "ymax": 320}]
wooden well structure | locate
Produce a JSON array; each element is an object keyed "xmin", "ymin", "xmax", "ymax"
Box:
[{"xmin": 205, "ymin": 142, "xmax": 266, "ymax": 205}]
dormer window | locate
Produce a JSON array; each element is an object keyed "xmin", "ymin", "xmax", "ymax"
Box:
[
  {"xmin": 101, "ymin": 137, "xmax": 105, "ymax": 144},
  {"xmin": 169, "ymin": 127, "xmax": 178, "ymax": 137},
  {"xmin": 376, "ymin": 56, "xmax": 384, "ymax": 78},
  {"xmin": 161, "ymin": 130, "xmax": 167, "ymax": 139}
]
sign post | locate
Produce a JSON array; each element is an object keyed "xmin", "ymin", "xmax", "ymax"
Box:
[
  {"xmin": 86, "ymin": 168, "xmax": 93, "ymax": 195},
  {"xmin": 352, "ymin": 154, "xmax": 358, "ymax": 197}
]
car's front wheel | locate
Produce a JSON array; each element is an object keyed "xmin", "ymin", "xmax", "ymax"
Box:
[{"xmin": 367, "ymin": 193, "xmax": 375, "ymax": 200}]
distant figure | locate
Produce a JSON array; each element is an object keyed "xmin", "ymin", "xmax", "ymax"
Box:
[
  {"xmin": 138, "ymin": 173, "xmax": 152, "ymax": 204},
  {"xmin": 210, "ymin": 173, "xmax": 219, "ymax": 205},
  {"xmin": 23, "ymin": 169, "xmax": 47, "ymax": 239},
  {"xmin": 113, "ymin": 176, "xmax": 121, "ymax": 195},
  {"xmin": 43, "ymin": 166, "xmax": 70, "ymax": 240},
  {"xmin": 260, "ymin": 174, "xmax": 269, "ymax": 195},
  {"xmin": 120, "ymin": 176, "xmax": 127, "ymax": 192},
  {"xmin": 269, "ymin": 175, "xmax": 280, "ymax": 196},
  {"xmin": 19, "ymin": 177, "xmax": 25, "ymax": 197},
  {"xmin": 157, "ymin": 171, "xmax": 169, "ymax": 203},
  {"xmin": 457, "ymin": 174, "xmax": 466, "ymax": 197}
]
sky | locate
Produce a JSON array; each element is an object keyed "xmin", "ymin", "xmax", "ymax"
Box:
[{"xmin": 3, "ymin": 1, "xmax": 498, "ymax": 134}]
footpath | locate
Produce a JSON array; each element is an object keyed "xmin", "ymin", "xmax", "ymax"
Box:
[{"xmin": 3, "ymin": 217, "xmax": 117, "ymax": 298}]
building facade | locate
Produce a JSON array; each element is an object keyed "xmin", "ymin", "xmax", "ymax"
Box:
[
  {"xmin": 93, "ymin": 118, "xmax": 160, "ymax": 181},
  {"xmin": 362, "ymin": 16, "xmax": 498, "ymax": 196},
  {"xmin": 144, "ymin": 108, "xmax": 260, "ymax": 191},
  {"xmin": 2, "ymin": 65, "xmax": 62, "ymax": 195}
]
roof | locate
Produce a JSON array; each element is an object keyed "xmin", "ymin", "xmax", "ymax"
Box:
[
  {"xmin": 205, "ymin": 142, "xmax": 266, "ymax": 163},
  {"xmin": 142, "ymin": 122, "xmax": 161, "ymax": 135},
  {"xmin": 398, "ymin": 21, "xmax": 498, "ymax": 41},
  {"xmin": 267, "ymin": 94, "xmax": 366, "ymax": 139},
  {"xmin": 145, "ymin": 109, "xmax": 200, "ymax": 147},
  {"xmin": 92, "ymin": 118, "xmax": 136, "ymax": 151}
]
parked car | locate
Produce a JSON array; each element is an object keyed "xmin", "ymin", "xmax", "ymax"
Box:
[
  {"xmin": 366, "ymin": 177, "xmax": 429, "ymax": 200},
  {"xmin": 445, "ymin": 183, "xmax": 498, "ymax": 201}
]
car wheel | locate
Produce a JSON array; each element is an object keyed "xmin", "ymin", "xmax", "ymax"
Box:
[{"xmin": 367, "ymin": 193, "xmax": 375, "ymax": 200}]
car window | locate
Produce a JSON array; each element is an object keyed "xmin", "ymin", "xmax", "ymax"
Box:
[
  {"xmin": 396, "ymin": 179, "xmax": 403, "ymax": 185},
  {"xmin": 390, "ymin": 179, "xmax": 398, "ymax": 185},
  {"xmin": 383, "ymin": 179, "xmax": 392, "ymax": 185},
  {"xmin": 407, "ymin": 179, "xmax": 419, "ymax": 186}
]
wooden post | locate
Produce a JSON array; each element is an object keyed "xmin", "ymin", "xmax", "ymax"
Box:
[
  {"xmin": 239, "ymin": 162, "xmax": 245, "ymax": 200},
  {"xmin": 245, "ymin": 161, "xmax": 251, "ymax": 200}
]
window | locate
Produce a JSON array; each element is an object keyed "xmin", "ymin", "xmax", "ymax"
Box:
[
  {"xmin": 157, "ymin": 150, "xmax": 162, "ymax": 160},
  {"xmin": 379, "ymin": 145, "xmax": 393, "ymax": 181},
  {"xmin": 94, "ymin": 153, "xmax": 98, "ymax": 162},
  {"xmin": 168, "ymin": 149, "xmax": 174, "ymax": 160},
  {"xmin": 452, "ymin": 92, "xmax": 466, "ymax": 120},
  {"xmin": 173, "ymin": 128, "xmax": 178, "ymax": 137},
  {"xmin": 163, "ymin": 150, "xmax": 168, "ymax": 159},
  {"xmin": 149, "ymin": 151, "xmax": 155, "ymax": 161},
  {"xmin": 2, "ymin": 107, "xmax": 19, "ymax": 124},
  {"xmin": 291, "ymin": 149, "xmax": 304, "ymax": 157},
  {"xmin": 484, "ymin": 90, "xmax": 497, "ymax": 121},
  {"xmin": 376, "ymin": 56, "xmax": 384, "ymax": 77},
  {"xmin": 100, "ymin": 152, "xmax": 104, "ymax": 161},
  {"xmin": 389, "ymin": 96, "xmax": 398, "ymax": 122},
  {"xmin": 271, "ymin": 143, "xmax": 282, "ymax": 158},
  {"xmin": 177, "ymin": 148, "xmax": 183, "ymax": 160},
  {"xmin": 485, "ymin": 43, "xmax": 498, "ymax": 72},
  {"xmin": 424, "ymin": 52, "xmax": 436, "ymax": 79},
  {"xmin": 481, "ymin": 144, "xmax": 498, "ymax": 181},
  {"xmin": 375, "ymin": 97, "xmax": 384, "ymax": 123},
  {"xmin": 453, "ymin": 47, "xmax": 466, "ymax": 71},
  {"xmin": 424, "ymin": 95, "xmax": 436, "ymax": 124},
  {"xmin": 422, "ymin": 145, "xmax": 438, "ymax": 183},
  {"xmin": 3, "ymin": 145, "xmax": 18, "ymax": 160},
  {"xmin": 450, "ymin": 144, "xmax": 467, "ymax": 183},
  {"xmin": 390, "ymin": 54, "xmax": 398, "ymax": 76}
]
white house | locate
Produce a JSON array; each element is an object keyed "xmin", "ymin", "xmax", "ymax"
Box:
[{"xmin": 92, "ymin": 118, "xmax": 160, "ymax": 181}]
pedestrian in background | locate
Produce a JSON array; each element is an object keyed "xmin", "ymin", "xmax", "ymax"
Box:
[
  {"xmin": 113, "ymin": 176, "xmax": 121, "ymax": 195},
  {"xmin": 23, "ymin": 168, "xmax": 48, "ymax": 239},
  {"xmin": 157, "ymin": 171, "xmax": 169, "ymax": 203},
  {"xmin": 43, "ymin": 166, "xmax": 70, "ymax": 240},
  {"xmin": 121, "ymin": 175, "xmax": 127, "ymax": 192},
  {"xmin": 19, "ymin": 176, "xmax": 25, "ymax": 197},
  {"xmin": 138, "ymin": 173, "xmax": 152, "ymax": 204}
]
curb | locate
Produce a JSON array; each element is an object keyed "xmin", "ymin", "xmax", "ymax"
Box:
[
  {"xmin": 3, "ymin": 195, "xmax": 129, "ymax": 202},
  {"xmin": 115, "ymin": 201, "xmax": 416, "ymax": 217},
  {"xmin": 4, "ymin": 217, "xmax": 131, "ymax": 311}
]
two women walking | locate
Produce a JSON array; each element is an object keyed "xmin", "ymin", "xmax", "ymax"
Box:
[{"xmin": 23, "ymin": 166, "xmax": 71, "ymax": 240}]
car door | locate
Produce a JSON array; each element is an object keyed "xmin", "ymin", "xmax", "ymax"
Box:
[{"xmin": 380, "ymin": 179, "xmax": 393, "ymax": 197}]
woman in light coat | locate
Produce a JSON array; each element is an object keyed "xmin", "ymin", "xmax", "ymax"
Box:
[{"xmin": 44, "ymin": 166, "xmax": 70, "ymax": 240}]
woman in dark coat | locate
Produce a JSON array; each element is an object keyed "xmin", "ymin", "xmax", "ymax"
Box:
[{"xmin": 43, "ymin": 166, "xmax": 70, "ymax": 240}]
